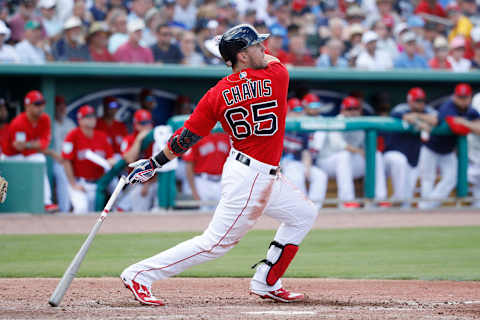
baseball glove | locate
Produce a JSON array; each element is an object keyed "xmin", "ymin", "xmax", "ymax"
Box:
[{"xmin": 0, "ymin": 176, "xmax": 7, "ymax": 203}]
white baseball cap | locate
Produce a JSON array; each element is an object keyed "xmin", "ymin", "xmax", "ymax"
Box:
[
  {"xmin": 401, "ymin": 31, "xmax": 416, "ymax": 43},
  {"xmin": 362, "ymin": 31, "xmax": 378, "ymax": 44},
  {"xmin": 127, "ymin": 19, "xmax": 145, "ymax": 33},
  {"xmin": 38, "ymin": 0, "xmax": 56, "ymax": 9},
  {"xmin": 393, "ymin": 22, "xmax": 408, "ymax": 38},
  {"xmin": 63, "ymin": 16, "xmax": 82, "ymax": 30}
]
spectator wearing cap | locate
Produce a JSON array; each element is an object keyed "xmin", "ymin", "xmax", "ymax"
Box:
[
  {"xmin": 150, "ymin": 24, "xmax": 183, "ymax": 64},
  {"xmin": 8, "ymin": 0, "xmax": 36, "ymax": 43},
  {"xmin": 429, "ymin": 36, "xmax": 452, "ymax": 69},
  {"xmin": 106, "ymin": 8, "xmax": 128, "ymax": 54},
  {"xmin": 89, "ymin": 0, "xmax": 108, "ymax": 21},
  {"xmin": 447, "ymin": 36, "xmax": 471, "ymax": 72},
  {"xmin": 128, "ymin": 0, "xmax": 153, "ymax": 24},
  {"xmin": 281, "ymin": 97, "xmax": 327, "ymax": 208},
  {"xmin": 118, "ymin": 109, "xmax": 156, "ymax": 211},
  {"xmin": 373, "ymin": 19, "xmax": 398, "ymax": 60},
  {"xmin": 383, "ymin": 87, "xmax": 437, "ymax": 207},
  {"xmin": 113, "ymin": 19, "xmax": 154, "ymax": 63},
  {"xmin": 345, "ymin": 5, "xmax": 366, "ymax": 26},
  {"xmin": 356, "ymin": 31, "xmax": 393, "ymax": 70},
  {"xmin": 95, "ymin": 96, "xmax": 128, "ymax": 156},
  {"xmin": 2, "ymin": 90, "xmax": 58, "ymax": 212},
  {"xmin": 310, "ymin": 96, "xmax": 388, "ymax": 209},
  {"xmin": 394, "ymin": 32, "xmax": 429, "ymax": 69},
  {"xmin": 62, "ymin": 105, "xmax": 115, "ymax": 214},
  {"xmin": 173, "ymin": 0, "xmax": 197, "ymax": 30},
  {"xmin": 179, "ymin": 30, "xmax": 205, "ymax": 66},
  {"xmin": 415, "ymin": 0, "xmax": 447, "ymax": 18},
  {"xmin": 284, "ymin": 34, "xmax": 315, "ymax": 66},
  {"xmin": 365, "ymin": 0, "xmax": 400, "ymax": 30},
  {"xmin": 407, "ymin": 15, "xmax": 433, "ymax": 60},
  {"xmin": 344, "ymin": 23, "xmax": 364, "ymax": 53},
  {"xmin": 0, "ymin": 21, "xmax": 20, "ymax": 63},
  {"xmin": 142, "ymin": 7, "xmax": 161, "ymax": 47},
  {"xmin": 316, "ymin": 38, "xmax": 348, "ymax": 68},
  {"xmin": 51, "ymin": 95, "xmax": 76, "ymax": 212},
  {"xmin": 15, "ymin": 21, "xmax": 46, "ymax": 64},
  {"xmin": 88, "ymin": 22, "xmax": 113, "ymax": 62},
  {"xmin": 265, "ymin": 27, "xmax": 289, "ymax": 63},
  {"xmin": 52, "ymin": 16, "xmax": 91, "ymax": 61},
  {"xmin": 38, "ymin": 0, "xmax": 62, "ymax": 40},
  {"xmin": 418, "ymin": 83, "xmax": 480, "ymax": 209}
]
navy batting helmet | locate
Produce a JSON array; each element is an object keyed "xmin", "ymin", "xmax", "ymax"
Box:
[{"xmin": 219, "ymin": 24, "xmax": 269, "ymax": 66}]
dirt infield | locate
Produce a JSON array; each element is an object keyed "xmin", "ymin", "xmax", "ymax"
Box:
[{"xmin": 1, "ymin": 210, "xmax": 479, "ymax": 319}]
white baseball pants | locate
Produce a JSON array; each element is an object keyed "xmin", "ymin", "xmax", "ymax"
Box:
[
  {"xmin": 282, "ymin": 159, "xmax": 327, "ymax": 207},
  {"xmin": 121, "ymin": 149, "xmax": 318, "ymax": 292},
  {"xmin": 383, "ymin": 151, "xmax": 418, "ymax": 206},
  {"xmin": 468, "ymin": 163, "xmax": 480, "ymax": 208},
  {"xmin": 67, "ymin": 179, "xmax": 97, "ymax": 214},
  {"xmin": 4, "ymin": 153, "xmax": 53, "ymax": 205},
  {"xmin": 53, "ymin": 161, "xmax": 71, "ymax": 212},
  {"xmin": 418, "ymin": 146, "xmax": 457, "ymax": 209},
  {"xmin": 317, "ymin": 151, "xmax": 387, "ymax": 201}
]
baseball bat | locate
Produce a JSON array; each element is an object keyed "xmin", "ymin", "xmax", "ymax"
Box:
[{"xmin": 48, "ymin": 176, "xmax": 128, "ymax": 307}]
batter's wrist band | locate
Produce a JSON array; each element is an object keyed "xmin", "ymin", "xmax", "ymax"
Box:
[{"xmin": 153, "ymin": 151, "xmax": 170, "ymax": 167}]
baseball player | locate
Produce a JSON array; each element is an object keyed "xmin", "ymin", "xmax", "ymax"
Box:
[
  {"xmin": 310, "ymin": 96, "xmax": 388, "ymax": 208},
  {"xmin": 281, "ymin": 97, "xmax": 327, "ymax": 208},
  {"xmin": 383, "ymin": 87, "xmax": 437, "ymax": 207},
  {"xmin": 121, "ymin": 24, "xmax": 317, "ymax": 306},
  {"xmin": 2, "ymin": 90, "xmax": 58, "ymax": 212},
  {"xmin": 62, "ymin": 105, "xmax": 115, "ymax": 214},
  {"xmin": 120, "ymin": 109, "xmax": 156, "ymax": 212},
  {"xmin": 182, "ymin": 132, "xmax": 230, "ymax": 211},
  {"xmin": 468, "ymin": 92, "xmax": 480, "ymax": 207},
  {"xmin": 95, "ymin": 96, "xmax": 128, "ymax": 157},
  {"xmin": 418, "ymin": 83, "xmax": 480, "ymax": 209}
]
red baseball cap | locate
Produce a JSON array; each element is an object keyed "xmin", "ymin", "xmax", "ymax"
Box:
[
  {"xmin": 341, "ymin": 96, "xmax": 361, "ymax": 110},
  {"xmin": 454, "ymin": 83, "xmax": 472, "ymax": 97},
  {"xmin": 407, "ymin": 87, "xmax": 426, "ymax": 102},
  {"xmin": 134, "ymin": 109, "xmax": 152, "ymax": 123},
  {"xmin": 302, "ymin": 93, "xmax": 322, "ymax": 109},
  {"xmin": 77, "ymin": 105, "xmax": 96, "ymax": 120},
  {"xmin": 287, "ymin": 97, "xmax": 303, "ymax": 111},
  {"xmin": 24, "ymin": 90, "xmax": 45, "ymax": 106}
]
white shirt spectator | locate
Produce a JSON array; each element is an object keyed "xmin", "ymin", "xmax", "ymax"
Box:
[
  {"xmin": 42, "ymin": 16, "xmax": 63, "ymax": 38},
  {"xmin": 56, "ymin": 0, "xmax": 74, "ymax": 22},
  {"xmin": 447, "ymin": 55, "xmax": 471, "ymax": 72},
  {"xmin": 173, "ymin": 2, "xmax": 197, "ymax": 30},
  {"xmin": 0, "ymin": 44, "xmax": 20, "ymax": 63},
  {"xmin": 377, "ymin": 37, "xmax": 399, "ymax": 60},
  {"xmin": 15, "ymin": 40, "xmax": 46, "ymax": 64},
  {"xmin": 108, "ymin": 32, "xmax": 129, "ymax": 54},
  {"xmin": 356, "ymin": 49, "xmax": 393, "ymax": 70}
]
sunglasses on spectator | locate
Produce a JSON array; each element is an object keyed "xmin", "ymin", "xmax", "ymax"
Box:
[{"xmin": 33, "ymin": 100, "xmax": 46, "ymax": 106}]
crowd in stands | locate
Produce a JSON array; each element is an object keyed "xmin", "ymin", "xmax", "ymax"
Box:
[{"xmin": 0, "ymin": 0, "xmax": 478, "ymax": 70}]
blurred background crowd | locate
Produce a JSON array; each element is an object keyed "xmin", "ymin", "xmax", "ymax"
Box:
[{"xmin": 0, "ymin": 0, "xmax": 480, "ymax": 70}]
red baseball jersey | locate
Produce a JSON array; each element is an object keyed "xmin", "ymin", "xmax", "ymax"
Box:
[
  {"xmin": 184, "ymin": 61, "xmax": 289, "ymax": 166},
  {"xmin": 62, "ymin": 127, "xmax": 114, "ymax": 180},
  {"xmin": 182, "ymin": 132, "xmax": 230, "ymax": 175},
  {"xmin": 120, "ymin": 131, "xmax": 154, "ymax": 158},
  {"xmin": 0, "ymin": 123, "xmax": 8, "ymax": 154},
  {"xmin": 3, "ymin": 112, "xmax": 51, "ymax": 156},
  {"xmin": 95, "ymin": 118, "xmax": 128, "ymax": 154}
]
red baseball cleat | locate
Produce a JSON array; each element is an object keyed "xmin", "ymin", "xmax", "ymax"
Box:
[
  {"xmin": 251, "ymin": 287, "xmax": 305, "ymax": 303},
  {"xmin": 378, "ymin": 201, "xmax": 392, "ymax": 208},
  {"xmin": 341, "ymin": 202, "xmax": 361, "ymax": 209},
  {"xmin": 121, "ymin": 277, "xmax": 164, "ymax": 306},
  {"xmin": 44, "ymin": 204, "xmax": 59, "ymax": 213}
]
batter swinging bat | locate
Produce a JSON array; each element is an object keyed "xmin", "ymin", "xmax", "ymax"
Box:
[{"xmin": 48, "ymin": 176, "xmax": 128, "ymax": 307}]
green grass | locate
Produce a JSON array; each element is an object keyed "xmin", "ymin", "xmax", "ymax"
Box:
[{"xmin": 0, "ymin": 226, "xmax": 479, "ymax": 280}]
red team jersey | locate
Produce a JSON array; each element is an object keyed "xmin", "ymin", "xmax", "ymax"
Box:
[
  {"xmin": 62, "ymin": 128, "xmax": 113, "ymax": 180},
  {"xmin": 182, "ymin": 132, "xmax": 231, "ymax": 175},
  {"xmin": 183, "ymin": 61, "xmax": 289, "ymax": 166},
  {"xmin": 3, "ymin": 112, "xmax": 51, "ymax": 156},
  {"xmin": 120, "ymin": 132, "xmax": 154, "ymax": 158},
  {"xmin": 95, "ymin": 118, "xmax": 128, "ymax": 154},
  {"xmin": 0, "ymin": 123, "xmax": 9, "ymax": 154}
]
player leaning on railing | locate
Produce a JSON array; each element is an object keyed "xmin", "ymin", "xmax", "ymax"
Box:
[{"xmin": 121, "ymin": 24, "xmax": 318, "ymax": 306}]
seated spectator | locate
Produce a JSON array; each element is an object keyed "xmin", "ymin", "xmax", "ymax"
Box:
[
  {"xmin": 265, "ymin": 27, "xmax": 289, "ymax": 63},
  {"xmin": 316, "ymin": 38, "xmax": 347, "ymax": 68},
  {"xmin": 394, "ymin": 32, "xmax": 429, "ymax": 69},
  {"xmin": 113, "ymin": 19, "xmax": 154, "ymax": 63},
  {"xmin": 95, "ymin": 96, "xmax": 128, "ymax": 157},
  {"xmin": 62, "ymin": 105, "xmax": 115, "ymax": 214},
  {"xmin": 345, "ymin": 5, "xmax": 365, "ymax": 26},
  {"xmin": 15, "ymin": 21, "xmax": 46, "ymax": 64},
  {"xmin": 0, "ymin": 22, "xmax": 20, "ymax": 63},
  {"xmin": 38, "ymin": 0, "xmax": 62, "ymax": 41},
  {"xmin": 0, "ymin": 98, "xmax": 9, "ymax": 155},
  {"xmin": 285, "ymin": 34, "xmax": 315, "ymax": 66},
  {"xmin": 373, "ymin": 19, "xmax": 398, "ymax": 60},
  {"xmin": 174, "ymin": 0, "xmax": 197, "ymax": 30},
  {"xmin": 365, "ymin": 0, "xmax": 400, "ymax": 30},
  {"xmin": 179, "ymin": 30, "xmax": 205, "ymax": 66},
  {"xmin": 142, "ymin": 8, "xmax": 161, "ymax": 47},
  {"xmin": 107, "ymin": 9, "xmax": 128, "ymax": 54},
  {"xmin": 415, "ymin": 0, "xmax": 447, "ymax": 18},
  {"xmin": 150, "ymin": 24, "xmax": 183, "ymax": 64},
  {"xmin": 429, "ymin": 36, "xmax": 452, "ymax": 69},
  {"xmin": 88, "ymin": 22, "xmax": 113, "ymax": 62},
  {"xmin": 2, "ymin": 90, "xmax": 58, "ymax": 212},
  {"xmin": 8, "ymin": 0, "xmax": 36, "ymax": 43},
  {"xmin": 344, "ymin": 23, "xmax": 364, "ymax": 53},
  {"xmin": 447, "ymin": 2, "xmax": 473, "ymax": 56},
  {"xmin": 128, "ymin": 0, "xmax": 153, "ymax": 24},
  {"xmin": 407, "ymin": 15, "xmax": 433, "ymax": 60},
  {"xmin": 356, "ymin": 31, "xmax": 393, "ymax": 70},
  {"xmin": 121, "ymin": 109, "xmax": 156, "ymax": 212},
  {"xmin": 72, "ymin": 0, "xmax": 93, "ymax": 28},
  {"xmin": 447, "ymin": 36, "xmax": 471, "ymax": 72},
  {"xmin": 384, "ymin": 87, "xmax": 437, "ymax": 207},
  {"xmin": 90, "ymin": 0, "xmax": 108, "ymax": 21},
  {"xmin": 52, "ymin": 17, "xmax": 92, "ymax": 62}
]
